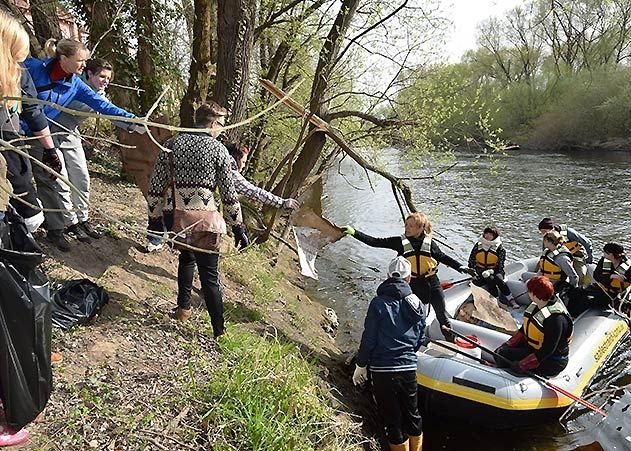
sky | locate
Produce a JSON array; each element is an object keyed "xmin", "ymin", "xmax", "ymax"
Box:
[{"xmin": 444, "ymin": 0, "xmax": 524, "ymax": 62}]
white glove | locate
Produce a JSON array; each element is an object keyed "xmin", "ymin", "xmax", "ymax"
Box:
[
  {"xmin": 284, "ymin": 198, "xmax": 300, "ymax": 210},
  {"xmin": 481, "ymin": 269, "xmax": 493, "ymax": 278},
  {"xmin": 352, "ymin": 365, "xmax": 368, "ymax": 386}
]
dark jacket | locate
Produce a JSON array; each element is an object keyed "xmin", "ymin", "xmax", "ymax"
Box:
[
  {"xmin": 22, "ymin": 57, "xmax": 134, "ymax": 133},
  {"xmin": 356, "ymin": 278, "xmax": 425, "ymax": 372},
  {"xmin": 352, "ymin": 230, "xmax": 463, "ymax": 271}
]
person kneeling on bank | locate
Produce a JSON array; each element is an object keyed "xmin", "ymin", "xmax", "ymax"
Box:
[
  {"xmin": 495, "ymin": 275, "xmax": 573, "ymax": 377},
  {"xmin": 353, "ymin": 256, "xmax": 425, "ymax": 451}
]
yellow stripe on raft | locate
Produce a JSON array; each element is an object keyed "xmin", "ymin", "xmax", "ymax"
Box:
[{"xmin": 417, "ymin": 319, "xmax": 629, "ymax": 411}]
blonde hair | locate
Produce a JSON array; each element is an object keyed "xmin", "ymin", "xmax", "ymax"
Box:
[
  {"xmin": 543, "ymin": 230, "xmax": 564, "ymax": 246},
  {"xmin": 0, "ymin": 10, "xmax": 30, "ymax": 110},
  {"xmin": 43, "ymin": 38, "xmax": 88, "ymax": 59},
  {"xmin": 406, "ymin": 212, "xmax": 433, "ymax": 235}
]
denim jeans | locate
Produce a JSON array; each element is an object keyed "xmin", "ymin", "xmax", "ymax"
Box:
[{"xmin": 177, "ymin": 250, "xmax": 224, "ymax": 337}]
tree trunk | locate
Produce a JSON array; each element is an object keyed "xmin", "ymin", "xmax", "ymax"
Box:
[
  {"xmin": 246, "ymin": 39, "xmax": 291, "ymax": 175},
  {"xmin": 135, "ymin": 0, "xmax": 159, "ymax": 114},
  {"xmin": 179, "ymin": 0, "xmax": 215, "ymax": 127},
  {"xmin": 82, "ymin": 0, "xmax": 139, "ymax": 111},
  {"xmin": 275, "ymin": 0, "xmax": 360, "ymax": 198},
  {"xmin": 214, "ymin": 0, "xmax": 257, "ymax": 141},
  {"xmin": 29, "ymin": 0, "xmax": 62, "ymax": 45},
  {"xmin": 0, "ymin": 0, "xmax": 42, "ymax": 56}
]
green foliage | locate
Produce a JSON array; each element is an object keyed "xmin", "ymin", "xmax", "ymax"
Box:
[
  {"xmin": 443, "ymin": 0, "xmax": 631, "ymax": 149},
  {"xmin": 191, "ymin": 327, "xmax": 362, "ymax": 451},
  {"xmin": 393, "ymin": 63, "xmax": 505, "ymax": 160}
]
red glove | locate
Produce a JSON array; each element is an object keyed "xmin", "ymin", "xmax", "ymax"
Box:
[
  {"xmin": 505, "ymin": 331, "xmax": 526, "ymax": 348},
  {"xmin": 516, "ymin": 353, "xmax": 540, "ymax": 371}
]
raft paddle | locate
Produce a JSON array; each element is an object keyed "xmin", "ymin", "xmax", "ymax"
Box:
[{"xmin": 442, "ymin": 326, "xmax": 608, "ymax": 417}]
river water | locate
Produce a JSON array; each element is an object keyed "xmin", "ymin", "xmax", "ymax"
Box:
[{"xmin": 307, "ymin": 147, "xmax": 631, "ymax": 450}]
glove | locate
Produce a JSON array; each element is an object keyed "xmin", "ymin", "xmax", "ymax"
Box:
[
  {"xmin": 352, "ymin": 365, "xmax": 368, "ymax": 386},
  {"xmin": 515, "ymin": 353, "xmax": 539, "ymax": 372},
  {"xmin": 481, "ymin": 269, "xmax": 493, "ymax": 278},
  {"xmin": 147, "ymin": 216, "xmax": 164, "ymax": 232},
  {"xmin": 340, "ymin": 225, "xmax": 355, "ymax": 236},
  {"xmin": 232, "ymin": 223, "xmax": 249, "ymax": 250},
  {"xmin": 505, "ymin": 330, "xmax": 526, "ymax": 348},
  {"xmin": 459, "ymin": 266, "xmax": 476, "ymax": 277},
  {"xmin": 284, "ymin": 198, "xmax": 300, "ymax": 210},
  {"xmin": 42, "ymin": 148, "xmax": 62, "ymax": 179}
]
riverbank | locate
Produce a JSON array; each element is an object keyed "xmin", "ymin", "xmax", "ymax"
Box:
[{"xmin": 17, "ymin": 154, "xmax": 376, "ymax": 450}]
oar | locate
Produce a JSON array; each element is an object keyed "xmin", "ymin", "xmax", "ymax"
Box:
[
  {"xmin": 442, "ymin": 326, "xmax": 608, "ymax": 417},
  {"xmin": 429, "ymin": 339, "xmax": 490, "ymax": 365}
]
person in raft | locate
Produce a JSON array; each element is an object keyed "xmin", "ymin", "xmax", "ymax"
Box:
[
  {"xmin": 495, "ymin": 275, "xmax": 573, "ymax": 377},
  {"xmin": 353, "ymin": 256, "xmax": 424, "ymax": 451},
  {"xmin": 537, "ymin": 217, "xmax": 593, "ymax": 281},
  {"xmin": 567, "ymin": 242, "xmax": 631, "ymax": 317},
  {"xmin": 467, "ymin": 224, "xmax": 518, "ymax": 308},
  {"xmin": 341, "ymin": 212, "xmax": 475, "ymax": 341}
]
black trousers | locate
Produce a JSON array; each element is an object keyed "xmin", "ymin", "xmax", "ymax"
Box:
[
  {"xmin": 496, "ymin": 345, "xmax": 567, "ymax": 377},
  {"xmin": 0, "ymin": 131, "xmax": 40, "ymax": 219},
  {"xmin": 411, "ymin": 275, "xmax": 451, "ymax": 338},
  {"xmin": 372, "ymin": 371, "xmax": 422, "ymax": 445},
  {"xmin": 472, "ymin": 273, "xmax": 512, "ymax": 298},
  {"xmin": 177, "ymin": 250, "xmax": 224, "ymax": 337}
]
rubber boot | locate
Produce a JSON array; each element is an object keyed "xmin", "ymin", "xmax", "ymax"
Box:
[
  {"xmin": 0, "ymin": 423, "xmax": 29, "ymax": 447},
  {"xmin": 388, "ymin": 439, "xmax": 409, "ymax": 451},
  {"xmin": 409, "ymin": 434, "xmax": 423, "ymax": 451}
]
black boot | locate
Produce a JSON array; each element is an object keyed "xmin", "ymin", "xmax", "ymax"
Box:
[
  {"xmin": 46, "ymin": 229, "xmax": 71, "ymax": 252},
  {"xmin": 80, "ymin": 221, "xmax": 102, "ymax": 239},
  {"xmin": 65, "ymin": 223, "xmax": 91, "ymax": 243}
]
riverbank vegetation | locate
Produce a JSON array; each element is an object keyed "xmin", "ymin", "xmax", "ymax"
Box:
[{"xmin": 395, "ymin": 0, "xmax": 631, "ymax": 151}]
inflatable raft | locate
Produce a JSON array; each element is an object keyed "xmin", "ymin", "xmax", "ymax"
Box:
[{"xmin": 416, "ymin": 259, "xmax": 630, "ymax": 427}]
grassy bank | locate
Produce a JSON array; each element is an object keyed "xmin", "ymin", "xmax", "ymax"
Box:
[{"xmin": 22, "ymin": 154, "xmax": 373, "ymax": 450}]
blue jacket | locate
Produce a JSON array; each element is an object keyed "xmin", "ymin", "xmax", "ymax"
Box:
[
  {"xmin": 356, "ymin": 278, "xmax": 425, "ymax": 372},
  {"xmin": 22, "ymin": 57, "xmax": 134, "ymax": 133}
]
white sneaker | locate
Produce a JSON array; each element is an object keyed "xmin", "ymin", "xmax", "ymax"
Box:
[{"xmin": 146, "ymin": 241, "xmax": 164, "ymax": 253}]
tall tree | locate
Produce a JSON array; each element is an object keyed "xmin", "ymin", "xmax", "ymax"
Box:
[
  {"xmin": 29, "ymin": 0, "xmax": 62, "ymax": 44},
  {"xmin": 77, "ymin": 0, "xmax": 139, "ymax": 111},
  {"xmin": 274, "ymin": 0, "xmax": 360, "ymax": 198},
  {"xmin": 179, "ymin": 0, "xmax": 215, "ymax": 127},
  {"xmin": 135, "ymin": 0, "xmax": 159, "ymax": 114},
  {"xmin": 214, "ymin": 0, "xmax": 257, "ymax": 140}
]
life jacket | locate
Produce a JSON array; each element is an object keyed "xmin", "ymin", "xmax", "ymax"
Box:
[
  {"xmin": 522, "ymin": 298, "xmax": 573, "ymax": 351},
  {"xmin": 558, "ymin": 224, "xmax": 585, "ymax": 257},
  {"xmin": 602, "ymin": 258, "xmax": 631, "ymax": 296},
  {"xmin": 474, "ymin": 241, "xmax": 500, "ymax": 271},
  {"xmin": 401, "ymin": 233, "xmax": 437, "ymax": 278},
  {"xmin": 539, "ymin": 245, "xmax": 572, "ymax": 281}
]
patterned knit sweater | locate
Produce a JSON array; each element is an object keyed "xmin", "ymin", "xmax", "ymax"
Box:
[
  {"xmin": 147, "ymin": 132, "xmax": 243, "ymax": 226},
  {"xmin": 230, "ymin": 160, "xmax": 287, "ymax": 208}
]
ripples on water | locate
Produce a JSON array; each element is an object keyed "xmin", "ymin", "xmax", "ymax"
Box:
[{"xmin": 309, "ymin": 148, "xmax": 631, "ymax": 450}]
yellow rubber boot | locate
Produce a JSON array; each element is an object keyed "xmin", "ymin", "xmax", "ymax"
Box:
[
  {"xmin": 409, "ymin": 434, "xmax": 423, "ymax": 451},
  {"xmin": 388, "ymin": 440, "xmax": 409, "ymax": 451}
]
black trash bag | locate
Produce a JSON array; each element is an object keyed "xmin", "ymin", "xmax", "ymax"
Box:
[
  {"xmin": 0, "ymin": 205, "xmax": 43, "ymax": 276},
  {"xmin": 51, "ymin": 279, "xmax": 109, "ymax": 330},
  {"xmin": 0, "ymin": 262, "xmax": 52, "ymax": 430}
]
